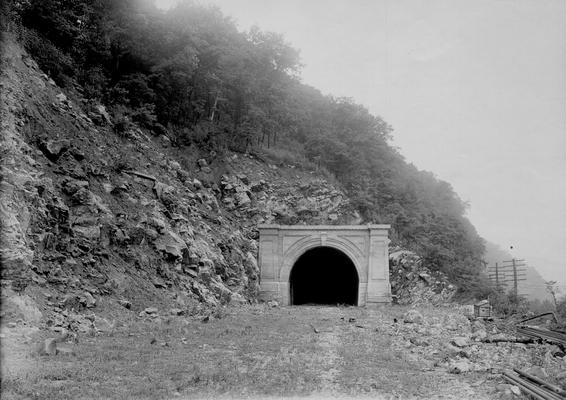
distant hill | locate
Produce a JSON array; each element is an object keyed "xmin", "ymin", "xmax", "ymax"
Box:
[{"xmin": 483, "ymin": 242, "xmax": 552, "ymax": 302}]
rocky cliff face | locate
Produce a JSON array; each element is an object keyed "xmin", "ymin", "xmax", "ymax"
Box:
[
  {"xmin": 389, "ymin": 249, "xmax": 457, "ymax": 305},
  {"xmin": 0, "ymin": 37, "xmax": 362, "ymax": 331}
]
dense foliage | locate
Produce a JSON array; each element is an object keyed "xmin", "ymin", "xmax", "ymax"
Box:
[{"xmin": 3, "ymin": 0, "xmax": 487, "ymax": 295}]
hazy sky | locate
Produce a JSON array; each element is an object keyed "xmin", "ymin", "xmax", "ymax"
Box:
[{"xmin": 155, "ymin": 0, "xmax": 566, "ymax": 288}]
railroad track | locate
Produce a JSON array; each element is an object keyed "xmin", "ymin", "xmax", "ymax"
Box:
[
  {"xmin": 516, "ymin": 326, "xmax": 566, "ymax": 346},
  {"xmin": 503, "ymin": 369, "xmax": 566, "ymax": 400},
  {"xmin": 503, "ymin": 314, "xmax": 566, "ymax": 398}
]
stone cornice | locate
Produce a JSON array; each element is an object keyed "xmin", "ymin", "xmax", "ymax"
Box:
[{"xmin": 258, "ymin": 224, "xmax": 391, "ymax": 230}]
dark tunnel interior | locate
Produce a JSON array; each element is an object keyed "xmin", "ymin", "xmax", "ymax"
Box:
[{"xmin": 289, "ymin": 246, "xmax": 358, "ymax": 306}]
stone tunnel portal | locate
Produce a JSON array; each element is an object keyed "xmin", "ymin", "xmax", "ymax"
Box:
[
  {"xmin": 258, "ymin": 225, "xmax": 391, "ymax": 306},
  {"xmin": 289, "ymin": 247, "xmax": 359, "ymax": 306}
]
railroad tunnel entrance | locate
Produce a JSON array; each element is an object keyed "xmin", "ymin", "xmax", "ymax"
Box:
[{"xmin": 289, "ymin": 246, "xmax": 359, "ymax": 306}]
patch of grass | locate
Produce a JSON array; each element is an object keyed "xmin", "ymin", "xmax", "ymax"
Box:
[{"xmin": 2, "ymin": 306, "xmax": 328, "ymax": 399}]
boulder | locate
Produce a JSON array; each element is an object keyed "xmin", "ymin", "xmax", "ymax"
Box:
[
  {"xmin": 148, "ymin": 216, "xmax": 167, "ymax": 233},
  {"xmin": 471, "ymin": 319, "xmax": 485, "ymax": 332},
  {"xmin": 234, "ymin": 192, "xmax": 251, "ymax": 207},
  {"xmin": 509, "ymin": 386, "xmax": 521, "ymax": 396},
  {"xmin": 409, "ymin": 337, "xmax": 430, "ymax": 347},
  {"xmin": 168, "ymin": 160, "xmax": 182, "ymax": 171},
  {"xmin": 450, "ymin": 337, "xmax": 470, "ymax": 348},
  {"xmin": 71, "ymin": 188, "xmax": 94, "ymax": 205},
  {"xmin": 222, "ymin": 197, "xmax": 236, "ymax": 210},
  {"xmin": 244, "ymin": 252, "xmax": 259, "ymax": 276},
  {"xmin": 444, "ymin": 319, "xmax": 460, "ymax": 331},
  {"xmin": 488, "ymin": 333, "xmax": 512, "ymax": 342},
  {"xmin": 3, "ymin": 294, "xmax": 43, "ymax": 323},
  {"xmin": 72, "ymin": 225, "xmax": 101, "ymax": 239},
  {"xmin": 94, "ymin": 316, "xmax": 115, "ymax": 333},
  {"xmin": 154, "ymin": 231, "xmax": 187, "ymax": 260},
  {"xmin": 495, "ymin": 384, "xmax": 517, "ymax": 400},
  {"xmin": 38, "ymin": 338, "xmax": 58, "ymax": 356},
  {"xmin": 193, "ymin": 179, "xmax": 203, "ymax": 190},
  {"xmin": 403, "ymin": 310, "xmax": 423, "ymax": 324},
  {"xmin": 250, "ymin": 180, "xmax": 267, "ymax": 192},
  {"xmin": 79, "ymin": 292, "xmax": 96, "ymax": 308},
  {"xmin": 62, "ymin": 179, "xmax": 89, "ymax": 195},
  {"xmin": 547, "ymin": 345, "xmax": 565, "ymax": 358},
  {"xmin": 57, "ymin": 152, "xmax": 87, "ymax": 179},
  {"xmin": 230, "ymin": 293, "xmax": 247, "ymax": 305},
  {"xmin": 236, "ymin": 174, "xmax": 249, "ymax": 184},
  {"xmin": 209, "ymin": 280, "xmax": 232, "ymax": 303},
  {"xmin": 158, "ymin": 134, "xmax": 171, "ymax": 147},
  {"xmin": 448, "ymin": 359, "xmax": 472, "ymax": 374},
  {"xmin": 199, "ymin": 258, "xmax": 214, "ymax": 269},
  {"xmin": 190, "ymin": 281, "xmax": 219, "ymax": 306},
  {"xmin": 90, "ymin": 104, "xmax": 111, "ymax": 125},
  {"xmin": 118, "ymin": 299, "xmax": 132, "ymax": 309},
  {"xmin": 55, "ymin": 92, "xmax": 68, "ymax": 104},
  {"xmin": 177, "ymin": 169, "xmax": 190, "ymax": 183},
  {"xmin": 525, "ymin": 366, "xmax": 548, "ymax": 379},
  {"xmin": 152, "ymin": 278, "xmax": 167, "ymax": 288},
  {"xmin": 38, "ymin": 139, "xmax": 69, "ymax": 161},
  {"xmin": 471, "ymin": 329, "xmax": 487, "ymax": 341},
  {"xmin": 153, "ymin": 181, "xmax": 174, "ymax": 201}
]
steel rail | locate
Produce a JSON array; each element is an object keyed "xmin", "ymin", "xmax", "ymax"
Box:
[
  {"xmin": 518, "ymin": 312, "xmax": 559, "ymax": 325},
  {"xmin": 502, "ymin": 371, "xmax": 564, "ymax": 400},
  {"xmin": 517, "ymin": 327, "xmax": 566, "ymax": 346},
  {"xmin": 502, "ymin": 373, "xmax": 552, "ymax": 400},
  {"xmin": 517, "ymin": 327, "xmax": 564, "ymax": 337},
  {"xmin": 514, "ymin": 368, "xmax": 566, "ymax": 397},
  {"xmin": 521, "ymin": 328, "xmax": 565, "ymax": 339}
]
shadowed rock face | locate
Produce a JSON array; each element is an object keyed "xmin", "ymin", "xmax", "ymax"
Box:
[{"xmin": 290, "ymin": 247, "xmax": 358, "ymax": 306}]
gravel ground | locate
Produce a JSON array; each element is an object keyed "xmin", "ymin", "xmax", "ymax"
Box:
[{"xmin": 3, "ymin": 303, "xmax": 562, "ymax": 399}]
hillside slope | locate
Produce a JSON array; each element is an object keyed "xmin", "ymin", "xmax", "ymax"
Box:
[
  {"xmin": 0, "ymin": 34, "xmax": 360, "ymax": 330},
  {"xmin": 3, "ymin": 0, "xmax": 487, "ymax": 296}
]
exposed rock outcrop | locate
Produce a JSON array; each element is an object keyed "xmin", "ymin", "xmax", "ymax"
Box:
[
  {"xmin": 389, "ymin": 248, "xmax": 457, "ymax": 305},
  {"xmin": 0, "ymin": 37, "xmax": 361, "ymax": 336}
]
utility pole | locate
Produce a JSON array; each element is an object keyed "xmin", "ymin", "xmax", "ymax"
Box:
[
  {"xmin": 495, "ymin": 262, "xmax": 499, "ymax": 288},
  {"xmin": 488, "ymin": 262, "xmax": 503, "ymax": 288},
  {"xmin": 501, "ymin": 258, "xmax": 527, "ymax": 296},
  {"xmin": 513, "ymin": 259, "xmax": 518, "ymax": 294},
  {"xmin": 487, "ymin": 259, "xmax": 527, "ymax": 294}
]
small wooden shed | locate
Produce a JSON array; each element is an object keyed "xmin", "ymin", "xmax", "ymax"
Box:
[{"xmin": 474, "ymin": 300, "xmax": 492, "ymax": 318}]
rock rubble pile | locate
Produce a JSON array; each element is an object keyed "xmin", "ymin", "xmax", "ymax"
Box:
[{"xmin": 391, "ymin": 307, "xmax": 566, "ymax": 396}]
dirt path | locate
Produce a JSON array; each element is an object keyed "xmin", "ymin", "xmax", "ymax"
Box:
[{"xmin": 317, "ymin": 328, "xmax": 341, "ymax": 392}]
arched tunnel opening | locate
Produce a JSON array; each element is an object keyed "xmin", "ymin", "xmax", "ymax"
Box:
[{"xmin": 289, "ymin": 246, "xmax": 359, "ymax": 306}]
